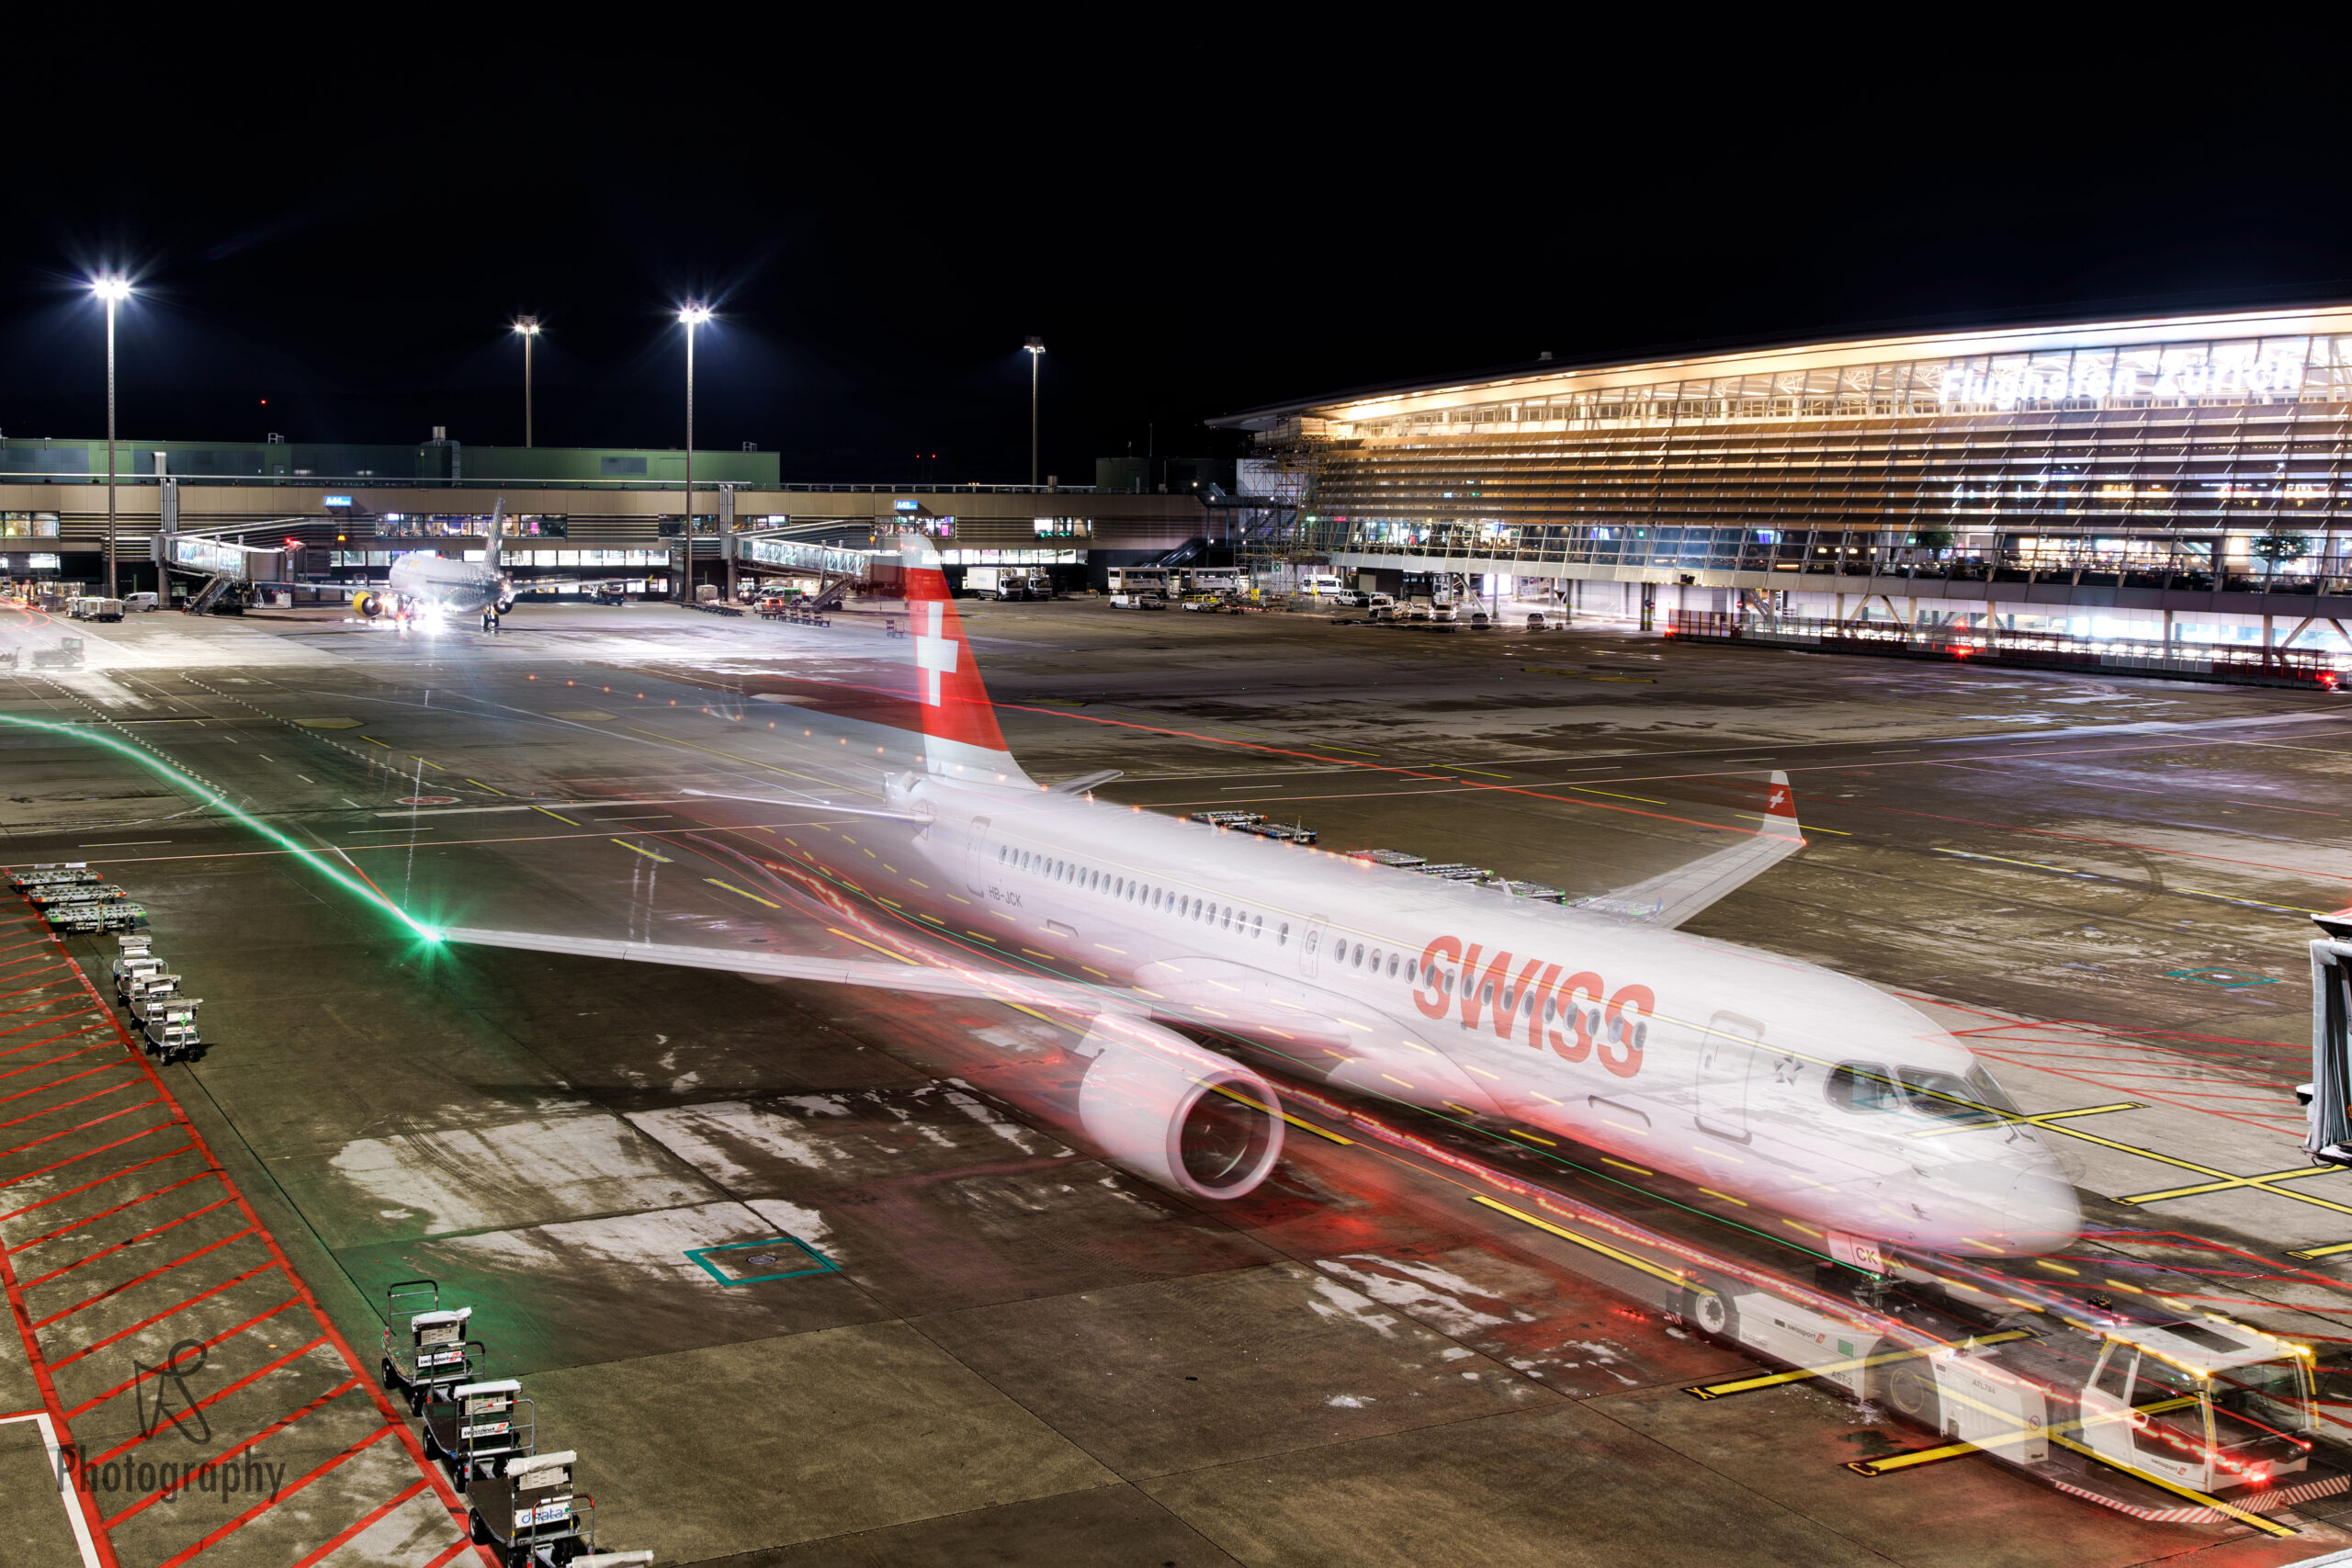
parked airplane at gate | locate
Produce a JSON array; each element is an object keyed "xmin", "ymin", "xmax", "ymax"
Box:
[
  {"xmin": 449, "ymin": 534, "xmax": 2083, "ymax": 1259},
  {"xmin": 352, "ymin": 498, "xmax": 518, "ymax": 621}
]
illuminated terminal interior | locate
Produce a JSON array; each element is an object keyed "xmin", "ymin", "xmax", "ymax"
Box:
[{"xmin": 1216, "ymin": 305, "xmax": 2352, "ymax": 650}]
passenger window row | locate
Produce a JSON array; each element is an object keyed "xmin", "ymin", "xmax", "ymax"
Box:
[{"xmin": 999, "ymin": 843, "xmax": 1286, "ymax": 943}]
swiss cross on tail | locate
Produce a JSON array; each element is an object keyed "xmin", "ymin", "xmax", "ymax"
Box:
[{"xmin": 897, "ymin": 535, "xmax": 1034, "ymax": 785}]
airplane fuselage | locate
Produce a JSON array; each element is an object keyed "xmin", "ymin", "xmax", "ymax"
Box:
[
  {"xmin": 763, "ymin": 773, "xmax": 2082, "ymax": 1258},
  {"xmin": 382, "ymin": 551, "xmax": 510, "ymax": 615}
]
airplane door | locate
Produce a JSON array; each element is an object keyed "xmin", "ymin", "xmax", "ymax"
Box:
[
  {"xmin": 1301, "ymin": 916, "xmax": 1326, "ymax": 977},
  {"xmin": 966, "ymin": 816, "xmax": 992, "ymax": 893},
  {"xmin": 1695, "ymin": 1010, "xmax": 1763, "ymax": 1142}
]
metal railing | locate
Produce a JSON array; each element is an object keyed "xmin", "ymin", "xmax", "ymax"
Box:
[{"xmin": 1664, "ymin": 610, "xmax": 2351, "ymax": 689}]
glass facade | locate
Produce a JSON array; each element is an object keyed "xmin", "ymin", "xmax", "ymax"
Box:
[{"xmin": 1254, "ymin": 311, "xmax": 2352, "ymax": 598}]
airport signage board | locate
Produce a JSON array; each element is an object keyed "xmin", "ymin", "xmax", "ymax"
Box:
[{"xmin": 322, "ymin": 494, "xmax": 353, "ymax": 507}]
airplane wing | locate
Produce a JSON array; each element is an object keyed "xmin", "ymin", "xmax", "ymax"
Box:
[
  {"xmin": 1569, "ymin": 771, "xmax": 1804, "ymax": 930},
  {"xmin": 438, "ymin": 925, "xmax": 1136, "ymax": 1017}
]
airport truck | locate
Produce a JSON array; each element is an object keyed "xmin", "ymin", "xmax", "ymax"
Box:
[
  {"xmin": 1682, "ymin": 1260, "xmax": 2335, "ymax": 1519},
  {"xmin": 1266, "ymin": 1080, "xmax": 2342, "ymax": 1532}
]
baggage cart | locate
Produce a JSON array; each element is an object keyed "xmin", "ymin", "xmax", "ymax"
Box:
[
  {"xmin": 469, "ymin": 1450, "xmax": 595, "ymax": 1568},
  {"xmin": 424, "ymin": 1378, "xmax": 535, "ymax": 1486},
  {"xmin": 380, "ymin": 1280, "xmax": 487, "ymax": 1415}
]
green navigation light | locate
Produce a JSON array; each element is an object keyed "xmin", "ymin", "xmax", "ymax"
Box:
[{"xmin": 0, "ymin": 712, "xmax": 444, "ymax": 944}]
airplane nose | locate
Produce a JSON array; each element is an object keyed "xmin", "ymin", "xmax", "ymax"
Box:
[{"xmin": 2000, "ymin": 1165, "xmax": 2084, "ymax": 1255}]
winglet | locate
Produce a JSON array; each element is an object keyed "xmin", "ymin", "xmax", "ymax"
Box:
[
  {"xmin": 1761, "ymin": 771, "xmax": 1800, "ymax": 839},
  {"xmin": 1572, "ymin": 771, "xmax": 1807, "ymax": 931}
]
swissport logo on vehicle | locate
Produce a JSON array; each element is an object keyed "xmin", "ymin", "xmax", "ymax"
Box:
[{"xmin": 1413, "ymin": 936, "xmax": 1652, "ymax": 1077}]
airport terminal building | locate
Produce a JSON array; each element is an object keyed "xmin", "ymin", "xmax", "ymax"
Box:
[
  {"xmin": 0, "ymin": 435, "xmax": 1208, "ymax": 601},
  {"xmin": 1214, "ymin": 306, "xmax": 2352, "ymax": 648}
]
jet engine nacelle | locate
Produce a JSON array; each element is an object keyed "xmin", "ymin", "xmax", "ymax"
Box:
[
  {"xmin": 1076, "ymin": 1016, "xmax": 1284, "ymax": 1200},
  {"xmin": 352, "ymin": 591, "xmax": 387, "ymax": 618},
  {"xmin": 495, "ymin": 588, "xmax": 517, "ymax": 614}
]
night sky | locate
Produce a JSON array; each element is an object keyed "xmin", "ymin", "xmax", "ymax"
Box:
[{"xmin": 6, "ymin": 34, "xmax": 2348, "ymax": 485}]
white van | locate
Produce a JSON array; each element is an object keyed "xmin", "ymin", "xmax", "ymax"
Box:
[
  {"xmin": 124, "ymin": 592, "xmax": 159, "ymax": 613},
  {"xmin": 1300, "ymin": 574, "xmax": 1343, "ymax": 596}
]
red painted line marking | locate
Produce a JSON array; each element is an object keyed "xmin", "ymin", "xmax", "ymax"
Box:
[
  {"xmin": 0, "ymin": 1076, "xmax": 145, "ymax": 1133},
  {"xmin": 0, "ymin": 1097, "xmax": 165, "ymax": 1163},
  {"xmin": 0, "ymin": 1040, "xmax": 117, "ymax": 1081},
  {"xmin": 104, "ymin": 1376, "xmax": 367, "ymax": 1529},
  {"xmin": 51, "ymin": 1257, "xmax": 281, "ymax": 1368},
  {"xmin": 53, "ymin": 955, "xmax": 478, "ymax": 1547},
  {"xmin": 0, "ymin": 1129, "xmax": 187, "ymax": 1217},
  {"xmin": 9, "ymin": 1168, "xmax": 215, "ymax": 1253},
  {"xmin": 33, "ymin": 1225, "xmax": 259, "ymax": 1328},
  {"xmin": 0, "ymin": 1122, "xmax": 122, "ymax": 1568},
  {"xmin": 0, "ymin": 998, "xmax": 90, "ymax": 1034},
  {"xmin": 87, "ymin": 1333, "xmax": 329, "ymax": 1467},
  {"xmin": 0, "ymin": 987, "xmax": 86, "ymax": 1018},
  {"xmin": 0, "ymin": 1057, "xmax": 130, "ymax": 1110},
  {"xmin": 66, "ymin": 1293, "xmax": 302, "ymax": 1417},
  {"xmin": 284, "ymin": 1477, "xmax": 432, "ymax": 1568},
  {"xmin": 420, "ymin": 1536, "xmax": 482, "ymax": 1568},
  {"xmin": 0, "ymin": 1022, "xmax": 108, "ymax": 1057},
  {"xmin": 21, "ymin": 1195, "xmax": 240, "ymax": 1288},
  {"xmin": 0, "ymin": 968, "xmax": 75, "ymax": 1002}
]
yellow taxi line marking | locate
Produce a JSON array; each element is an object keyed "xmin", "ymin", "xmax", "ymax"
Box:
[
  {"xmin": 824, "ymin": 927, "xmax": 919, "ymax": 964},
  {"xmin": 1566, "ymin": 785, "xmax": 1668, "ymax": 805},
  {"xmin": 1736, "ymin": 812, "xmax": 1848, "ymax": 835},
  {"xmin": 2116, "ymin": 1164, "xmax": 2345, "ymax": 1205},
  {"xmin": 620, "ymin": 726, "xmax": 832, "ymax": 784},
  {"xmin": 1213, "ymin": 1087, "xmax": 1355, "ymax": 1145},
  {"xmin": 1509, "ymin": 1129, "xmax": 1558, "ymax": 1146},
  {"xmin": 612, "ymin": 839, "xmax": 673, "ymax": 863},
  {"xmin": 1694, "ymin": 1329, "xmax": 2031, "ymax": 1401},
  {"xmin": 1600, "ymin": 1156, "xmax": 1653, "ymax": 1175},
  {"xmin": 1905, "ymin": 1100, "xmax": 2142, "ymax": 1140},
  {"xmin": 467, "ymin": 779, "xmax": 509, "ymax": 795},
  {"xmin": 361, "ymin": 736, "xmax": 391, "ymax": 748},
  {"xmin": 704, "ymin": 877, "xmax": 781, "ymax": 908},
  {"xmin": 533, "ymin": 807, "xmax": 580, "ymax": 826},
  {"xmin": 1472, "ymin": 1195, "xmax": 1703, "ymax": 1292}
]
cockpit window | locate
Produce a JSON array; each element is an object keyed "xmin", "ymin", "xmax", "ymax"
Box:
[
  {"xmin": 1826, "ymin": 1063, "xmax": 1901, "ymax": 1113},
  {"xmin": 1897, "ymin": 1067, "xmax": 2002, "ymax": 1124}
]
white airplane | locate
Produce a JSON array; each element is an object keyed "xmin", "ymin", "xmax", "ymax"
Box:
[
  {"xmin": 352, "ymin": 498, "xmax": 517, "ymax": 622},
  {"xmin": 448, "ymin": 534, "xmax": 2082, "ymax": 1260}
]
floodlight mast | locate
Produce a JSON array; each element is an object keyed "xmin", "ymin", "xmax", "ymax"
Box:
[
  {"xmin": 1024, "ymin": 336, "xmax": 1046, "ymax": 487},
  {"xmin": 678, "ymin": 304, "xmax": 715, "ymax": 601},
  {"xmin": 91, "ymin": 276, "xmax": 130, "ymax": 597},
  {"xmin": 513, "ymin": 317, "xmax": 541, "ymax": 447}
]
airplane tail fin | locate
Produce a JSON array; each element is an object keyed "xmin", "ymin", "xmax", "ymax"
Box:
[
  {"xmin": 1573, "ymin": 770, "xmax": 1805, "ymax": 930},
  {"xmin": 895, "ymin": 532, "xmax": 1033, "ymax": 785},
  {"xmin": 485, "ymin": 495, "xmax": 504, "ymax": 571}
]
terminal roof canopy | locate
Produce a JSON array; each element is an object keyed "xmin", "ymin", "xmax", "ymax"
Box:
[{"xmin": 1211, "ymin": 303, "xmax": 2352, "ymax": 433}]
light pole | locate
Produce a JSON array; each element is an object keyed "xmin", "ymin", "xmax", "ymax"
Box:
[
  {"xmin": 513, "ymin": 317, "xmax": 541, "ymax": 446},
  {"xmin": 92, "ymin": 277, "xmax": 131, "ymax": 599},
  {"xmin": 1024, "ymin": 336, "xmax": 1046, "ymax": 487},
  {"xmin": 678, "ymin": 304, "xmax": 713, "ymax": 601}
]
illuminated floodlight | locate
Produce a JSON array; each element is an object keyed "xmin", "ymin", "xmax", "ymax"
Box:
[
  {"xmin": 1024, "ymin": 335, "xmax": 1045, "ymax": 355},
  {"xmin": 677, "ymin": 303, "xmax": 714, "ymax": 327},
  {"xmin": 513, "ymin": 315, "xmax": 542, "ymax": 335},
  {"xmin": 90, "ymin": 276, "xmax": 131, "ymax": 302}
]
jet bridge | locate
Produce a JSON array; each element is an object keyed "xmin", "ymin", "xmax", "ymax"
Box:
[{"xmin": 152, "ymin": 532, "xmax": 288, "ymax": 583}]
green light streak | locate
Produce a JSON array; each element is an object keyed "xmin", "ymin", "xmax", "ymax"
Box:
[{"xmin": 0, "ymin": 711, "xmax": 442, "ymax": 943}]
